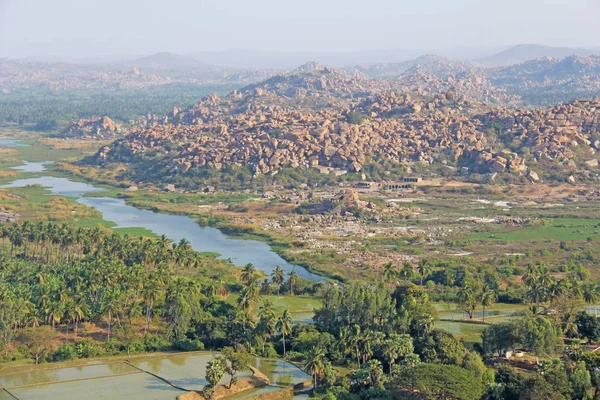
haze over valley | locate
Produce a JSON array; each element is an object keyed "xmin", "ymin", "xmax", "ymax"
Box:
[{"xmin": 2, "ymin": 1, "xmax": 600, "ymax": 400}]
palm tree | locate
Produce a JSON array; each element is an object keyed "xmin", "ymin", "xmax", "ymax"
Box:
[
  {"xmin": 288, "ymin": 270, "xmax": 298, "ymax": 296},
  {"xmin": 258, "ymin": 300, "xmax": 275, "ymax": 319},
  {"xmin": 256, "ymin": 301, "xmax": 276, "ymax": 353},
  {"xmin": 548, "ymin": 279, "xmax": 568, "ymax": 306},
  {"xmin": 417, "ymin": 259, "xmax": 432, "ymax": 286},
  {"xmin": 480, "ymin": 285, "xmax": 496, "ymax": 323},
  {"xmin": 46, "ymin": 299, "xmax": 64, "ymax": 330},
  {"xmin": 526, "ymin": 281, "xmax": 546, "ymax": 307},
  {"xmin": 304, "ymin": 346, "xmax": 325, "ymax": 388},
  {"xmin": 399, "ymin": 262, "xmax": 413, "ymax": 281},
  {"xmin": 583, "ymin": 283, "xmax": 599, "ymax": 317},
  {"xmin": 271, "ymin": 266, "xmax": 285, "ymax": 295},
  {"xmin": 241, "ymin": 263, "xmax": 256, "ymax": 284},
  {"xmin": 442, "ymin": 269, "xmax": 455, "ymax": 287},
  {"xmin": 234, "ymin": 310, "xmax": 255, "ymax": 331},
  {"xmin": 275, "ymin": 309, "xmax": 293, "ymax": 358},
  {"xmin": 337, "ymin": 327, "xmax": 352, "ymax": 358},
  {"xmin": 358, "ymin": 329, "xmax": 374, "ymax": 364},
  {"xmin": 71, "ymin": 296, "xmax": 87, "ymax": 338},
  {"xmin": 382, "ymin": 262, "xmax": 398, "ymax": 284},
  {"xmin": 522, "ymin": 264, "xmax": 539, "ymax": 287},
  {"xmin": 457, "ymin": 284, "xmax": 477, "ymax": 319},
  {"xmin": 101, "ymin": 290, "xmax": 121, "ymax": 340},
  {"xmin": 236, "ymin": 291, "xmax": 253, "ymax": 312},
  {"xmin": 383, "ymin": 338, "xmax": 400, "ymax": 376},
  {"xmin": 157, "ymin": 234, "xmax": 172, "ymax": 252},
  {"xmin": 204, "ymin": 281, "xmax": 218, "ymax": 298},
  {"xmin": 349, "ymin": 324, "xmax": 362, "ymax": 367},
  {"xmin": 141, "ymin": 279, "xmax": 162, "ymax": 334},
  {"xmin": 177, "ymin": 238, "xmax": 191, "ymax": 252},
  {"xmin": 570, "ymin": 280, "xmax": 584, "ymax": 300},
  {"xmin": 417, "ymin": 313, "xmax": 434, "ymax": 338},
  {"xmin": 386, "ymin": 334, "xmax": 413, "ymax": 375},
  {"xmin": 538, "ymin": 266, "xmax": 555, "ymax": 303}
]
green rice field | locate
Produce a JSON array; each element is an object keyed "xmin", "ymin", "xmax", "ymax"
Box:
[{"xmin": 467, "ymin": 218, "xmax": 600, "ymax": 242}]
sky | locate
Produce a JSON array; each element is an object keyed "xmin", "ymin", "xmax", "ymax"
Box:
[{"xmin": 1, "ymin": 0, "xmax": 599, "ymax": 59}]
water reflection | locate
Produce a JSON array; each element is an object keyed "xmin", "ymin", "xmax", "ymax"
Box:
[
  {"xmin": 9, "ymin": 373, "xmax": 181, "ymax": 400},
  {"xmin": 145, "ymin": 357, "xmax": 164, "ymax": 373},
  {"xmin": 11, "ymin": 161, "xmax": 52, "ymax": 173},
  {"xmin": 168, "ymin": 355, "xmax": 187, "ymax": 367},
  {"xmin": 0, "ymin": 140, "xmax": 28, "ymax": 147},
  {"xmin": 254, "ymin": 358, "xmax": 310, "ymax": 387},
  {"xmin": 106, "ymin": 362, "xmax": 138, "ymax": 375},
  {"xmin": 0, "ymin": 369, "xmax": 57, "ymax": 388},
  {"xmin": 0, "ymin": 363, "xmax": 139, "ymax": 389}
]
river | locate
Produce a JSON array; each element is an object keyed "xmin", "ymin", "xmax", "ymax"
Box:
[{"xmin": 1, "ymin": 158, "xmax": 324, "ymax": 281}]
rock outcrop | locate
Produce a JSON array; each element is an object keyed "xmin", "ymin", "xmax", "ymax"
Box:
[{"xmin": 58, "ymin": 117, "xmax": 122, "ymax": 139}]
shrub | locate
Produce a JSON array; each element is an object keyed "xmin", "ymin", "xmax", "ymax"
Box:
[
  {"xmin": 103, "ymin": 338, "xmax": 125, "ymax": 355},
  {"xmin": 173, "ymin": 339, "xmax": 204, "ymax": 351},
  {"xmin": 286, "ymin": 351, "xmax": 305, "ymax": 362},
  {"xmin": 261, "ymin": 343, "xmax": 278, "ymax": 358},
  {"xmin": 54, "ymin": 344, "xmax": 77, "ymax": 362},
  {"xmin": 126, "ymin": 337, "xmax": 148, "ymax": 355},
  {"xmin": 75, "ymin": 339, "xmax": 102, "ymax": 358},
  {"xmin": 144, "ymin": 335, "xmax": 172, "ymax": 352},
  {"xmin": 346, "ymin": 111, "xmax": 368, "ymax": 125}
]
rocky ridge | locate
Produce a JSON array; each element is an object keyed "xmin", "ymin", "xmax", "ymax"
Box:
[
  {"xmin": 88, "ymin": 64, "xmax": 600, "ymax": 188},
  {"xmin": 58, "ymin": 116, "xmax": 122, "ymax": 139}
]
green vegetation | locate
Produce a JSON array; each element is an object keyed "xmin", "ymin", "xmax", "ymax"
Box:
[
  {"xmin": 224, "ymin": 294, "xmax": 321, "ymax": 318},
  {"xmin": 3, "ymin": 218, "xmax": 600, "ymax": 399},
  {"xmin": 389, "ymin": 363, "xmax": 485, "ymax": 400},
  {"xmin": 0, "ymin": 84, "xmax": 238, "ymax": 129},
  {"xmin": 0, "ymin": 221, "xmax": 323, "ymax": 364},
  {"xmin": 468, "ymin": 217, "xmax": 600, "ymax": 242}
]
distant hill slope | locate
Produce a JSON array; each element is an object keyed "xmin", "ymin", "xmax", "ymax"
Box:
[
  {"xmin": 487, "ymin": 55, "xmax": 600, "ymax": 105},
  {"xmin": 130, "ymin": 52, "xmax": 208, "ymax": 70},
  {"xmin": 478, "ymin": 44, "xmax": 594, "ymax": 67},
  {"xmin": 350, "ymin": 55, "xmax": 449, "ymax": 79}
]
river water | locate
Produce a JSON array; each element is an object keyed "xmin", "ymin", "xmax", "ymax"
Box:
[{"xmin": 2, "ymin": 158, "xmax": 323, "ymax": 281}]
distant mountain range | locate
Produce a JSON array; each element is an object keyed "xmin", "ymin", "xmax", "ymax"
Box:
[
  {"xmin": 11, "ymin": 44, "xmax": 600, "ymax": 70},
  {"xmin": 187, "ymin": 47, "xmax": 505, "ymax": 69},
  {"xmin": 3, "ymin": 45, "xmax": 600, "ymax": 104},
  {"xmin": 476, "ymin": 44, "xmax": 598, "ymax": 67},
  {"xmin": 131, "ymin": 52, "xmax": 207, "ymax": 70},
  {"xmin": 183, "ymin": 44, "xmax": 599, "ymax": 69}
]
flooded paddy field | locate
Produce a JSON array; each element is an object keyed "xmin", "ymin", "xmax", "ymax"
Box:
[
  {"xmin": 129, "ymin": 353, "xmax": 254, "ymax": 390},
  {"xmin": 7, "ymin": 373, "xmax": 182, "ymax": 400},
  {"xmin": 0, "ymin": 352, "xmax": 311, "ymax": 400}
]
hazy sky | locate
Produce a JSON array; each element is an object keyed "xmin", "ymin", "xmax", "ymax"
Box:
[{"xmin": 1, "ymin": 0, "xmax": 599, "ymax": 58}]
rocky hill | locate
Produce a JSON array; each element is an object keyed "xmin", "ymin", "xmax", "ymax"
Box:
[
  {"xmin": 350, "ymin": 55, "xmax": 448, "ymax": 79},
  {"xmin": 346, "ymin": 54, "xmax": 600, "ymax": 107},
  {"xmin": 57, "ymin": 116, "xmax": 123, "ymax": 139},
  {"xmin": 348, "ymin": 57, "xmax": 519, "ymax": 106},
  {"xmin": 239, "ymin": 62, "xmax": 387, "ymax": 100},
  {"xmin": 85, "ymin": 61, "xmax": 600, "ymax": 189}
]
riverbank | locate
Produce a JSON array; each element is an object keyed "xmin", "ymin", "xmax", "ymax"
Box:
[{"xmin": 0, "ymin": 139, "xmax": 325, "ymax": 280}]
